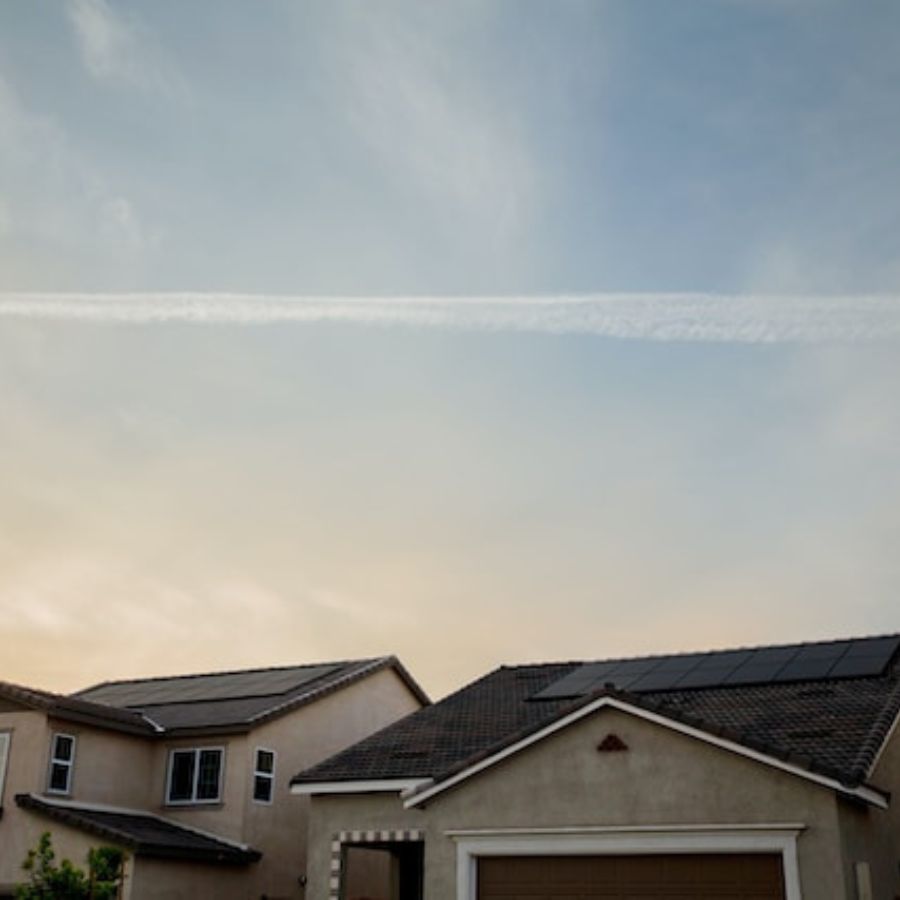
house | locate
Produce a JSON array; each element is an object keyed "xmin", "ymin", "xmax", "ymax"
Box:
[
  {"xmin": 0, "ymin": 656, "xmax": 428, "ymax": 899},
  {"xmin": 292, "ymin": 634, "xmax": 900, "ymax": 900}
]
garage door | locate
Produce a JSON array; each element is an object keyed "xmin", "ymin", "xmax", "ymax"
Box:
[{"xmin": 478, "ymin": 854, "xmax": 785, "ymax": 900}]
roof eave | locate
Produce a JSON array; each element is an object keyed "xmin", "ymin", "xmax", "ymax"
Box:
[{"xmin": 400, "ymin": 694, "xmax": 889, "ymax": 811}]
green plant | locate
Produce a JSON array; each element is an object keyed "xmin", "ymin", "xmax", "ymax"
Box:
[{"xmin": 16, "ymin": 832, "xmax": 126, "ymax": 900}]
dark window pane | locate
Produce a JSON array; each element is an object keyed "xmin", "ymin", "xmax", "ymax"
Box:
[
  {"xmin": 168, "ymin": 751, "xmax": 195, "ymax": 802},
  {"xmin": 49, "ymin": 762, "xmax": 70, "ymax": 793},
  {"xmin": 256, "ymin": 750, "xmax": 274, "ymax": 774},
  {"xmin": 196, "ymin": 749, "xmax": 222, "ymax": 801},
  {"xmin": 54, "ymin": 735, "xmax": 74, "ymax": 762},
  {"xmin": 253, "ymin": 774, "xmax": 273, "ymax": 803}
]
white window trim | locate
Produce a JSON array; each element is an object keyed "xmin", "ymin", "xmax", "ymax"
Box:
[
  {"xmin": 165, "ymin": 746, "xmax": 225, "ymax": 806},
  {"xmin": 252, "ymin": 747, "xmax": 276, "ymax": 805},
  {"xmin": 0, "ymin": 731, "xmax": 11, "ymax": 806},
  {"xmin": 451, "ymin": 825, "xmax": 805, "ymax": 900},
  {"xmin": 46, "ymin": 732, "xmax": 76, "ymax": 796}
]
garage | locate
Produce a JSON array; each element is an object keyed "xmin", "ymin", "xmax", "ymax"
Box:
[{"xmin": 477, "ymin": 854, "xmax": 786, "ymax": 900}]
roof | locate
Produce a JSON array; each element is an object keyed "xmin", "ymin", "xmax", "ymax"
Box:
[
  {"xmin": 0, "ymin": 681, "xmax": 158, "ymax": 737},
  {"xmin": 71, "ymin": 656, "xmax": 428, "ymax": 736},
  {"xmin": 291, "ymin": 633, "xmax": 900, "ymax": 803},
  {"xmin": 15, "ymin": 795, "xmax": 261, "ymax": 865}
]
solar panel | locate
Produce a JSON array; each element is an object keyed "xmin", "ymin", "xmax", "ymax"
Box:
[
  {"xmin": 745, "ymin": 646, "xmax": 797, "ymax": 664},
  {"xmin": 792, "ymin": 641, "xmax": 851, "ymax": 661},
  {"xmin": 775, "ymin": 658, "xmax": 837, "ymax": 681},
  {"xmin": 722, "ymin": 661, "xmax": 788, "ymax": 685},
  {"xmin": 827, "ymin": 655, "xmax": 889, "ymax": 678},
  {"xmin": 605, "ymin": 659, "xmax": 662, "ymax": 678},
  {"xmin": 650, "ymin": 653, "xmax": 710, "ymax": 673},
  {"xmin": 672, "ymin": 666, "xmax": 737, "ymax": 689},
  {"xmin": 79, "ymin": 664, "xmax": 341, "ymax": 707},
  {"xmin": 531, "ymin": 664, "xmax": 613, "ymax": 699},
  {"xmin": 628, "ymin": 670, "xmax": 693, "ymax": 691},
  {"xmin": 530, "ymin": 635, "xmax": 900, "ymax": 701},
  {"xmin": 844, "ymin": 636, "xmax": 900, "ymax": 658}
]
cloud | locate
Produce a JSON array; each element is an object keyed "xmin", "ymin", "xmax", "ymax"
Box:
[
  {"xmin": 66, "ymin": 0, "xmax": 183, "ymax": 95},
  {"xmin": 0, "ymin": 292, "xmax": 899, "ymax": 343},
  {"xmin": 0, "ymin": 76, "xmax": 150, "ymax": 259},
  {"xmin": 332, "ymin": 6, "xmax": 536, "ymax": 241}
]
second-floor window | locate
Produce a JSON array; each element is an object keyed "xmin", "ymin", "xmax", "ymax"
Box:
[
  {"xmin": 252, "ymin": 748, "xmax": 275, "ymax": 803},
  {"xmin": 47, "ymin": 733, "xmax": 76, "ymax": 795},
  {"xmin": 0, "ymin": 731, "xmax": 11, "ymax": 806},
  {"xmin": 166, "ymin": 747, "xmax": 223, "ymax": 804}
]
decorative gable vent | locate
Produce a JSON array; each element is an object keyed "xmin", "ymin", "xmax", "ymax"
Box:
[{"xmin": 597, "ymin": 733, "xmax": 628, "ymax": 753}]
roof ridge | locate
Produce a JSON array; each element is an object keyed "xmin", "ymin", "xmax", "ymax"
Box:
[{"xmin": 74, "ymin": 657, "xmax": 384, "ymax": 695}]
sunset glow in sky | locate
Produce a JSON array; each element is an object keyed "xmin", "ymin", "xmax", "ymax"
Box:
[{"xmin": 2, "ymin": 1, "xmax": 899, "ymax": 697}]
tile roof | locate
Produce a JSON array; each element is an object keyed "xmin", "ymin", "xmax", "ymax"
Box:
[
  {"xmin": 0, "ymin": 681, "xmax": 158, "ymax": 736},
  {"xmin": 15, "ymin": 794, "xmax": 261, "ymax": 865},
  {"xmin": 72, "ymin": 656, "xmax": 428, "ymax": 735},
  {"xmin": 291, "ymin": 634, "xmax": 900, "ymax": 793}
]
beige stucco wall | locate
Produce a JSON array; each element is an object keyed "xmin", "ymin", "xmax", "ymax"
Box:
[
  {"xmin": 836, "ymin": 715, "xmax": 900, "ymax": 900},
  {"xmin": 47, "ymin": 715, "xmax": 156, "ymax": 809},
  {"xmin": 0, "ymin": 708, "xmax": 53, "ymax": 891},
  {"xmin": 0, "ymin": 708, "xmax": 48, "ymax": 804},
  {"xmin": 126, "ymin": 857, "xmax": 256, "ymax": 900},
  {"xmin": 306, "ymin": 706, "xmax": 860, "ymax": 900},
  {"xmin": 140, "ymin": 666, "xmax": 422, "ymax": 899},
  {"xmin": 0, "ymin": 666, "xmax": 422, "ymax": 899},
  {"xmin": 241, "ymin": 666, "xmax": 424, "ymax": 900}
]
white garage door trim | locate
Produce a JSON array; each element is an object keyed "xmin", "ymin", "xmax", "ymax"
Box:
[{"xmin": 450, "ymin": 824, "xmax": 804, "ymax": 900}]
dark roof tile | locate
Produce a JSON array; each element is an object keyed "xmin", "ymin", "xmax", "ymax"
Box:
[
  {"xmin": 15, "ymin": 795, "xmax": 261, "ymax": 865},
  {"xmin": 292, "ymin": 635, "xmax": 900, "ymax": 792}
]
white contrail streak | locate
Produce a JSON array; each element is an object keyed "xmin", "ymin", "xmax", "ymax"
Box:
[{"xmin": 1, "ymin": 292, "xmax": 899, "ymax": 343}]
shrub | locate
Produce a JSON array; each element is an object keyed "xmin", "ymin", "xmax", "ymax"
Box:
[{"xmin": 16, "ymin": 832, "xmax": 126, "ymax": 900}]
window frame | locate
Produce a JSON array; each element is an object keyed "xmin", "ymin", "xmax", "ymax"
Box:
[
  {"xmin": 252, "ymin": 747, "xmax": 276, "ymax": 805},
  {"xmin": 46, "ymin": 732, "xmax": 77, "ymax": 796},
  {"xmin": 164, "ymin": 746, "xmax": 225, "ymax": 806},
  {"xmin": 0, "ymin": 730, "xmax": 11, "ymax": 807}
]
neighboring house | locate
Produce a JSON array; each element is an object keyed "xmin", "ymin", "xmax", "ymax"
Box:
[
  {"xmin": 0, "ymin": 656, "xmax": 427, "ymax": 900},
  {"xmin": 292, "ymin": 634, "xmax": 900, "ymax": 900}
]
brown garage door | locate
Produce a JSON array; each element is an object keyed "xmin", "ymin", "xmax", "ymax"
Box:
[{"xmin": 478, "ymin": 854, "xmax": 785, "ymax": 900}]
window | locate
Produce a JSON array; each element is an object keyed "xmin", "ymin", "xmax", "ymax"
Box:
[
  {"xmin": 253, "ymin": 748, "xmax": 276, "ymax": 803},
  {"xmin": 166, "ymin": 748, "xmax": 224, "ymax": 804},
  {"xmin": 47, "ymin": 733, "xmax": 76, "ymax": 795},
  {"xmin": 0, "ymin": 732, "xmax": 10, "ymax": 805}
]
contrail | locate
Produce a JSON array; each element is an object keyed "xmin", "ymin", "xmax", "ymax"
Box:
[{"xmin": 1, "ymin": 292, "xmax": 899, "ymax": 343}]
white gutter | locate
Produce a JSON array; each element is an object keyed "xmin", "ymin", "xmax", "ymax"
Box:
[{"xmin": 291, "ymin": 778, "xmax": 431, "ymax": 797}]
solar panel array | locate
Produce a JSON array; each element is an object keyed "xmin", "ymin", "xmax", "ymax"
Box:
[
  {"xmin": 78, "ymin": 663, "xmax": 341, "ymax": 708},
  {"xmin": 531, "ymin": 635, "xmax": 900, "ymax": 700}
]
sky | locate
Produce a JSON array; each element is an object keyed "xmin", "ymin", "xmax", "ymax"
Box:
[{"xmin": 1, "ymin": 1, "xmax": 899, "ymax": 698}]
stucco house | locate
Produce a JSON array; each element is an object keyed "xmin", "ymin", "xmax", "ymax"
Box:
[
  {"xmin": 0, "ymin": 656, "xmax": 427, "ymax": 899},
  {"xmin": 292, "ymin": 634, "xmax": 900, "ymax": 900}
]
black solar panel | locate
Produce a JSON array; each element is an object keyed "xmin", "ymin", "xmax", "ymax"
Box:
[
  {"xmin": 723, "ymin": 662, "xmax": 786, "ymax": 685},
  {"xmin": 79, "ymin": 664, "xmax": 342, "ymax": 707},
  {"xmin": 828, "ymin": 655, "xmax": 892, "ymax": 678},
  {"xmin": 529, "ymin": 635, "xmax": 900, "ymax": 700},
  {"xmin": 845, "ymin": 636, "xmax": 900, "ymax": 657},
  {"xmin": 776, "ymin": 658, "xmax": 837, "ymax": 681}
]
